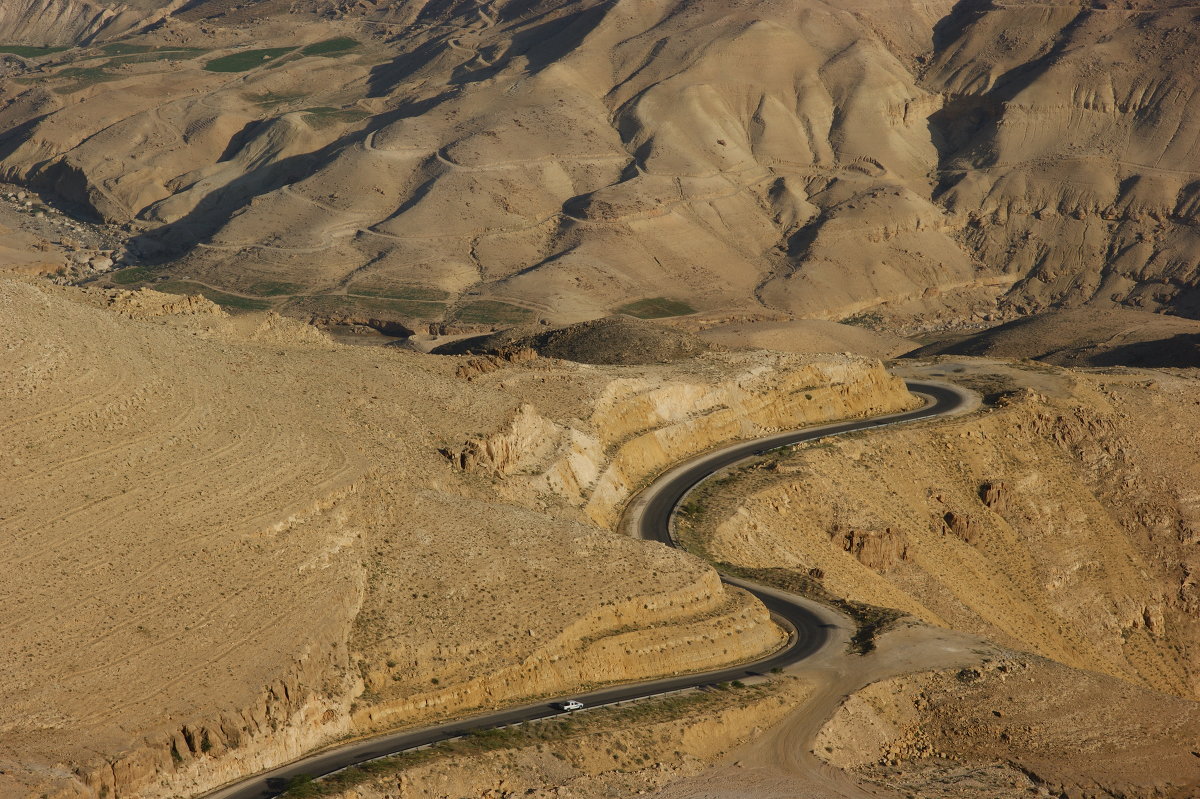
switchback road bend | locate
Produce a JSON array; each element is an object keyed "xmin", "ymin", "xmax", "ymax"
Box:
[{"xmin": 205, "ymin": 379, "xmax": 970, "ymax": 799}]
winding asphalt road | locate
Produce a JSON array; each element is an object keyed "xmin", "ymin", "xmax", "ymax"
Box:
[{"xmin": 203, "ymin": 380, "xmax": 970, "ymax": 799}]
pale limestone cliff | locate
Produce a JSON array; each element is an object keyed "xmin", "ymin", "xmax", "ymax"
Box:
[
  {"xmin": 448, "ymin": 354, "xmax": 917, "ymax": 528},
  {"xmin": 359, "ymin": 575, "xmax": 781, "ymax": 732}
]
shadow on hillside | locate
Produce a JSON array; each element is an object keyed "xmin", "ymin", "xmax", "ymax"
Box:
[
  {"xmin": 125, "ymin": 97, "xmax": 452, "ymax": 264},
  {"xmin": 1090, "ymin": 334, "xmax": 1200, "ymax": 368}
]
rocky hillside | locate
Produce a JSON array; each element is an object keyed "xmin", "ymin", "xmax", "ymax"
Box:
[
  {"xmin": 0, "ymin": 0, "xmax": 1195, "ymax": 330},
  {"xmin": 686, "ymin": 361, "xmax": 1200, "ymax": 700},
  {"xmin": 0, "ymin": 0, "xmax": 184, "ymax": 46},
  {"xmin": 818, "ymin": 655, "xmax": 1200, "ymax": 799},
  {"xmin": 432, "ymin": 315, "xmax": 711, "ymax": 364},
  {"xmin": 0, "ymin": 276, "xmax": 914, "ymax": 799}
]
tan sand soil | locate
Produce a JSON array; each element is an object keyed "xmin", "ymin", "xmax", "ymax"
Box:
[
  {"xmin": 0, "ymin": 277, "xmax": 912, "ymax": 799},
  {"xmin": 818, "ymin": 655, "xmax": 1200, "ymax": 799},
  {"xmin": 697, "ymin": 319, "xmax": 918, "ymax": 360},
  {"xmin": 912, "ymin": 306, "xmax": 1200, "ymax": 368}
]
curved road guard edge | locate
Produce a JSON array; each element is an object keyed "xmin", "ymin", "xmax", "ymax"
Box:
[{"xmin": 203, "ymin": 379, "xmax": 974, "ymax": 799}]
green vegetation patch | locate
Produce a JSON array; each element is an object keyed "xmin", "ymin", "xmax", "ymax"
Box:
[
  {"xmin": 100, "ymin": 43, "xmax": 152, "ymax": 55},
  {"xmin": 0, "ymin": 44, "xmax": 71, "ymax": 58},
  {"xmin": 301, "ymin": 106, "xmax": 372, "ymax": 128},
  {"xmin": 52, "ymin": 66, "xmax": 118, "ymax": 92},
  {"xmin": 203, "ymin": 47, "xmax": 297, "ymax": 73},
  {"xmin": 453, "ymin": 300, "xmax": 535, "ymax": 326},
  {"xmin": 281, "ymin": 684, "xmax": 767, "ymax": 797},
  {"xmin": 301, "ymin": 37, "xmax": 361, "ymax": 57},
  {"xmin": 349, "ymin": 286, "xmax": 450, "ymax": 302},
  {"xmin": 294, "ymin": 294, "xmax": 446, "ymax": 320},
  {"xmin": 617, "ymin": 297, "xmax": 696, "ymax": 319},
  {"xmin": 245, "ymin": 90, "xmax": 307, "ymax": 108},
  {"xmin": 156, "ymin": 281, "xmax": 272, "ymax": 311},
  {"xmin": 110, "ymin": 266, "xmax": 159, "ymax": 285},
  {"xmin": 247, "ymin": 280, "xmax": 303, "ymax": 297},
  {"xmin": 104, "ymin": 48, "xmax": 210, "ymax": 65}
]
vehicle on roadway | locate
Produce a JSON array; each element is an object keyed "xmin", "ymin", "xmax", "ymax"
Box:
[{"xmin": 554, "ymin": 699, "xmax": 584, "ymax": 711}]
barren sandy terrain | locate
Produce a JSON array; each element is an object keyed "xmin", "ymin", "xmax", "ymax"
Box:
[
  {"xmin": 3, "ymin": 0, "xmax": 1200, "ymax": 797},
  {"xmin": 819, "ymin": 653, "xmax": 1200, "ymax": 799},
  {"xmin": 0, "ymin": 276, "xmax": 916, "ymax": 799},
  {"xmin": 914, "ymin": 306, "xmax": 1200, "ymax": 367}
]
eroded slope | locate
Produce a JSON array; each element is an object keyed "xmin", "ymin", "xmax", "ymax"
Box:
[
  {"xmin": 7, "ymin": 0, "xmax": 1195, "ymax": 330},
  {"xmin": 0, "ymin": 278, "xmax": 914, "ymax": 799},
  {"xmin": 686, "ymin": 362, "xmax": 1200, "ymax": 699}
]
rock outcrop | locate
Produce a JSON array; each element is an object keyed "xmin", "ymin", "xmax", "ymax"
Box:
[
  {"xmin": 832, "ymin": 526, "xmax": 910, "ymax": 571},
  {"xmin": 445, "ymin": 353, "xmax": 916, "ymax": 529}
]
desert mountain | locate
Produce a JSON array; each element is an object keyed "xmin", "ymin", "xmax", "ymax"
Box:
[{"xmin": 0, "ymin": 0, "xmax": 1196, "ymax": 331}]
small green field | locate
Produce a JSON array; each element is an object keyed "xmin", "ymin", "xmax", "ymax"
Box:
[
  {"xmin": 247, "ymin": 280, "xmax": 304, "ymax": 297},
  {"xmin": 301, "ymin": 38, "xmax": 360, "ymax": 57},
  {"xmin": 52, "ymin": 66, "xmax": 119, "ymax": 92},
  {"xmin": 348, "ymin": 286, "xmax": 450, "ymax": 302},
  {"xmin": 295, "ymin": 294, "xmax": 446, "ymax": 319},
  {"xmin": 100, "ymin": 43, "xmax": 153, "ymax": 55},
  {"xmin": 204, "ymin": 47, "xmax": 297, "ymax": 73},
  {"xmin": 453, "ymin": 300, "xmax": 535, "ymax": 326},
  {"xmin": 110, "ymin": 266, "xmax": 158, "ymax": 285},
  {"xmin": 0, "ymin": 44, "xmax": 70, "ymax": 57},
  {"xmin": 156, "ymin": 281, "xmax": 272, "ymax": 311},
  {"xmin": 616, "ymin": 297, "xmax": 696, "ymax": 319},
  {"xmin": 104, "ymin": 48, "xmax": 210, "ymax": 65}
]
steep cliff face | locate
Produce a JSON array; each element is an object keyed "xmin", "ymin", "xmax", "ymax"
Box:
[
  {"xmin": 446, "ymin": 353, "xmax": 917, "ymax": 528},
  {"xmin": 694, "ymin": 365, "xmax": 1200, "ymax": 699}
]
